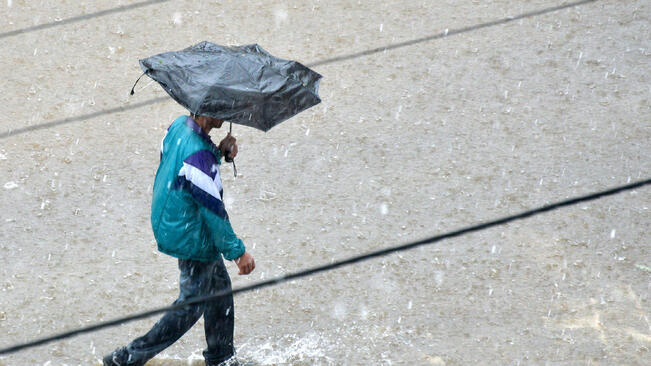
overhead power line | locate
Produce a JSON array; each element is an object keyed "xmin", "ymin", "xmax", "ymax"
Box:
[
  {"xmin": 0, "ymin": 97, "xmax": 168, "ymax": 139},
  {"xmin": 0, "ymin": 0, "xmax": 169, "ymax": 40},
  {"xmin": 307, "ymin": 0, "xmax": 598, "ymax": 67},
  {"xmin": 0, "ymin": 0, "xmax": 600, "ymax": 140},
  {"xmin": 0, "ymin": 178, "xmax": 648, "ymax": 356}
]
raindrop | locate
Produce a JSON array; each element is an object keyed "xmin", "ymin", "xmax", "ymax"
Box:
[
  {"xmin": 575, "ymin": 51, "xmax": 583, "ymax": 69},
  {"xmin": 434, "ymin": 271, "xmax": 444, "ymax": 286},
  {"xmin": 172, "ymin": 12, "xmax": 183, "ymax": 25},
  {"xmin": 360, "ymin": 305, "xmax": 369, "ymax": 320},
  {"xmin": 333, "ymin": 302, "xmax": 347, "ymax": 320},
  {"xmin": 274, "ymin": 7, "xmax": 288, "ymax": 26}
]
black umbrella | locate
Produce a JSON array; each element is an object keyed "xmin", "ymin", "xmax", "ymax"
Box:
[{"xmin": 131, "ymin": 41, "xmax": 322, "ymax": 132}]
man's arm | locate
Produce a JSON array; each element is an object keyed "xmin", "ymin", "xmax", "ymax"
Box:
[
  {"xmin": 196, "ymin": 205, "xmax": 245, "ymax": 260},
  {"xmin": 178, "ymin": 149, "xmax": 253, "ymax": 272},
  {"xmin": 217, "ymin": 133, "xmax": 255, "ymax": 274}
]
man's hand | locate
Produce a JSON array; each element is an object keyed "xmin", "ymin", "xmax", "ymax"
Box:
[
  {"xmin": 235, "ymin": 252, "xmax": 255, "ymax": 275},
  {"xmin": 218, "ymin": 133, "xmax": 238, "ymax": 160}
]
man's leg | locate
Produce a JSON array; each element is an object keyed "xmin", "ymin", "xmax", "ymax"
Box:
[
  {"xmin": 202, "ymin": 258, "xmax": 236, "ymax": 365},
  {"xmin": 104, "ymin": 259, "xmax": 212, "ymax": 366}
]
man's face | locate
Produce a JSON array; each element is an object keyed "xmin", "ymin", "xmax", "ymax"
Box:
[
  {"xmin": 211, "ymin": 117, "xmax": 224, "ymax": 129},
  {"xmin": 204, "ymin": 116, "xmax": 224, "ymax": 129}
]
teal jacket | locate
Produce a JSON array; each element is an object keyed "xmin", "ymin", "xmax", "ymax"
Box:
[{"xmin": 151, "ymin": 115, "xmax": 245, "ymax": 261}]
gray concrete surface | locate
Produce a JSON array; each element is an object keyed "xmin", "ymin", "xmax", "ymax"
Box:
[{"xmin": 0, "ymin": 0, "xmax": 649, "ymax": 365}]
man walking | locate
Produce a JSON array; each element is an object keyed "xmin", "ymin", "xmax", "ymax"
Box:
[{"xmin": 103, "ymin": 114, "xmax": 255, "ymax": 366}]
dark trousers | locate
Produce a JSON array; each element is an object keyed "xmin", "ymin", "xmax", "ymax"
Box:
[{"xmin": 113, "ymin": 258, "xmax": 235, "ymax": 365}]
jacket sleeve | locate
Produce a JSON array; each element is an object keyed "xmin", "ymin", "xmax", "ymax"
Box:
[
  {"xmin": 198, "ymin": 206, "xmax": 245, "ymax": 261},
  {"xmin": 178, "ymin": 150, "xmax": 245, "ymax": 260}
]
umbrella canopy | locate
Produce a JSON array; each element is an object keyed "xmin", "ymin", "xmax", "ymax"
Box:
[{"xmin": 134, "ymin": 41, "xmax": 322, "ymax": 132}]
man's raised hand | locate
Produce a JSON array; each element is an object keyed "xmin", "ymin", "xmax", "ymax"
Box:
[{"xmin": 219, "ymin": 133, "xmax": 238, "ymax": 160}]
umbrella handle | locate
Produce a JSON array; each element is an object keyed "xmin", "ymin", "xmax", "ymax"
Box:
[
  {"xmin": 224, "ymin": 122, "xmax": 236, "ymax": 177},
  {"xmin": 223, "ymin": 155, "xmax": 236, "ymax": 177},
  {"xmin": 224, "ymin": 122, "xmax": 234, "ymax": 163},
  {"xmin": 222, "ymin": 150, "xmax": 236, "ymax": 177}
]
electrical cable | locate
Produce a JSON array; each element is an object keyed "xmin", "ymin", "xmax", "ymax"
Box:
[{"xmin": 0, "ymin": 178, "xmax": 648, "ymax": 355}]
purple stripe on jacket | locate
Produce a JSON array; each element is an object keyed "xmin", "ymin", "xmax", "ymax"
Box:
[{"xmin": 184, "ymin": 150, "xmax": 219, "ymax": 180}]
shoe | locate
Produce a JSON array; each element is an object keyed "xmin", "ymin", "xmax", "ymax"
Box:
[
  {"xmin": 206, "ymin": 356, "xmax": 240, "ymax": 366},
  {"xmin": 102, "ymin": 347, "xmax": 129, "ymax": 366}
]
